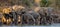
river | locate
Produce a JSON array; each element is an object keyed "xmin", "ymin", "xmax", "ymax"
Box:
[{"xmin": 0, "ymin": 23, "xmax": 60, "ymax": 27}]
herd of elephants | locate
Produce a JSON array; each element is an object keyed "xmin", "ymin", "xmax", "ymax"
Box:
[{"xmin": 0, "ymin": 5, "xmax": 59, "ymax": 25}]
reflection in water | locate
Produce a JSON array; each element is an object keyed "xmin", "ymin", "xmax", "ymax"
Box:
[{"xmin": 0, "ymin": 24, "xmax": 60, "ymax": 27}]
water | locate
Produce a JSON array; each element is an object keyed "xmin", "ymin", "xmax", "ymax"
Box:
[{"xmin": 0, "ymin": 23, "xmax": 60, "ymax": 27}]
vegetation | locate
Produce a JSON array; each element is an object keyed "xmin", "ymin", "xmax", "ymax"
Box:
[
  {"xmin": 22, "ymin": 0, "xmax": 33, "ymax": 8},
  {"xmin": 40, "ymin": 0, "xmax": 51, "ymax": 7}
]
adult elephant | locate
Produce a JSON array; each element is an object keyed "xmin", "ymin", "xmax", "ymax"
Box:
[
  {"xmin": 21, "ymin": 13, "xmax": 35, "ymax": 25},
  {"xmin": 20, "ymin": 10, "xmax": 40, "ymax": 25}
]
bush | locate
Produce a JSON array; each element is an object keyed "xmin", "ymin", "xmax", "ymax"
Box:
[
  {"xmin": 40, "ymin": 0, "xmax": 51, "ymax": 7},
  {"xmin": 22, "ymin": 0, "xmax": 33, "ymax": 8}
]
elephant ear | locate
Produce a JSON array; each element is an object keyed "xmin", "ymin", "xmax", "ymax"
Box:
[
  {"xmin": 12, "ymin": 5, "xmax": 25, "ymax": 12},
  {"xmin": 2, "ymin": 8, "xmax": 11, "ymax": 14}
]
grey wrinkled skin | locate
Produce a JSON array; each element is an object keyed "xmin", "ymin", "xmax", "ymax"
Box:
[
  {"xmin": 21, "ymin": 13, "xmax": 35, "ymax": 25},
  {"xmin": 20, "ymin": 10, "xmax": 40, "ymax": 25},
  {"xmin": 37, "ymin": 8, "xmax": 54, "ymax": 25},
  {"xmin": 26, "ymin": 11, "xmax": 40, "ymax": 23}
]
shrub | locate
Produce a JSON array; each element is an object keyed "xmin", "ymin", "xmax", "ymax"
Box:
[{"xmin": 40, "ymin": 0, "xmax": 51, "ymax": 7}]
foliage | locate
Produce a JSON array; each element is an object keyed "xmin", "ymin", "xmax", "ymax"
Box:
[
  {"xmin": 40, "ymin": 0, "xmax": 51, "ymax": 7},
  {"xmin": 22, "ymin": 0, "xmax": 33, "ymax": 8}
]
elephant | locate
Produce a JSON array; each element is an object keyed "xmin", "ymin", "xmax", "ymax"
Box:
[{"xmin": 21, "ymin": 13, "xmax": 35, "ymax": 25}]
